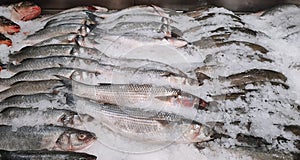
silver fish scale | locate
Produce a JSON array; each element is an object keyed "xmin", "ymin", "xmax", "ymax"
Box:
[
  {"xmin": 9, "ymin": 44, "xmax": 74, "ymax": 63},
  {"xmin": 0, "ymin": 68, "xmax": 75, "ymax": 87},
  {"xmin": 0, "ymin": 80, "xmax": 64, "ymax": 101},
  {"xmin": 0, "ymin": 93, "xmax": 59, "ymax": 108},
  {"xmin": 25, "ymin": 24, "xmax": 84, "ymax": 44}
]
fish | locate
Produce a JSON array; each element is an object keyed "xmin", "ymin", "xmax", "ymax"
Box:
[
  {"xmin": 24, "ymin": 24, "xmax": 91, "ymax": 44},
  {"xmin": 9, "ymin": 44, "xmax": 104, "ymax": 64},
  {"xmin": 0, "ymin": 80, "xmax": 65, "ymax": 101},
  {"xmin": 58, "ymin": 76, "xmax": 208, "ymax": 111},
  {"xmin": 86, "ymin": 33, "xmax": 187, "ymax": 55},
  {"xmin": 0, "ymin": 107, "xmax": 94, "ymax": 127},
  {"xmin": 0, "ymin": 150, "xmax": 97, "ymax": 160},
  {"xmin": 0, "ymin": 93, "xmax": 62, "ymax": 109},
  {"xmin": 104, "ymin": 22, "xmax": 183, "ymax": 37},
  {"xmin": 95, "ymin": 5, "xmax": 169, "ymax": 20},
  {"xmin": 0, "ymin": 16, "xmax": 20, "ymax": 35},
  {"xmin": 194, "ymin": 12, "xmax": 244, "ymax": 25},
  {"xmin": 220, "ymin": 69, "xmax": 288, "ymax": 86},
  {"xmin": 215, "ymin": 41, "xmax": 269, "ymax": 54},
  {"xmin": 10, "ymin": 1, "xmax": 41, "ymax": 21},
  {"xmin": 44, "ymin": 18, "xmax": 97, "ymax": 28},
  {"xmin": 0, "ymin": 125, "xmax": 97, "ymax": 151},
  {"xmin": 41, "ymin": 10, "xmax": 98, "ymax": 23},
  {"xmin": 0, "ymin": 68, "xmax": 76, "ymax": 87},
  {"xmin": 0, "ymin": 33, "xmax": 12, "ymax": 47},
  {"xmin": 96, "ymin": 13, "xmax": 175, "ymax": 30},
  {"xmin": 78, "ymin": 99, "xmax": 213, "ymax": 143}
]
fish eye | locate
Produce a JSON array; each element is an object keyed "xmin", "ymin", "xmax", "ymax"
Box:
[{"xmin": 77, "ymin": 133, "xmax": 87, "ymax": 140}]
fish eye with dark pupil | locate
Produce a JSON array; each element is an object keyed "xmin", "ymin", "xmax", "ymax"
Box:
[{"xmin": 78, "ymin": 133, "xmax": 87, "ymax": 140}]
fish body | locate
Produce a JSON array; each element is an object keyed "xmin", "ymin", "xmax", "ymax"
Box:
[
  {"xmin": 60, "ymin": 77, "xmax": 207, "ymax": 110},
  {"xmin": 0, "ymin": 16, "xmax": 20, "ymax": 34},
  {"xmin": 10, "ymin": 1, "xmax": 41, "ymax": 21},
  {"xmin": 0, "ymin": 93, "xmax": 61, "ymax": 109},
  {"xmin": 24, "ymin": 24, "xmax": 90, "ymax": 44},
  {"xmin": 0, "ymin": 125, "xmax": 96, "ymax": 151},
  {"xmin": 9, "ymin": 44, "xmax": 104, "ymax": 64},
  {"xmin": 0, "ymin": 107, "xmax": 94, "ymax": 127},
  {"xmin": 0, "ymin": 150, "xmax": 97, "ymax": 160},
  {"xmin": 79, "ymin": 100, "xmax": 213, "ymax": 143},
  {"xmin": 0, "ymin": 80, "xmax": 65, "ymax": 101},
  {"xmin": 0, "ymin": 68, "xmax": 76, "ymax": 87}
]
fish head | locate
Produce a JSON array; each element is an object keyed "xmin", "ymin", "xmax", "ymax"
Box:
[
  {"xmin": 183, "ymin": 121, "xmax": 214, "ymax": 142},
  {"xmin": 56, "ymin": 129, "xmax": 97, "ymax": 151},
  {"xmin": 12, "ymin": 1, "xmax": 41, "ymax": 21}
]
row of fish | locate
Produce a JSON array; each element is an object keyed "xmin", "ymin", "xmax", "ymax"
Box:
[{"xmin": 0, "ymin": 3, "xmax": 299, "ymax": 159}]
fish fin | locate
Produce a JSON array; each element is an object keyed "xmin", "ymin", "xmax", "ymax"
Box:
[
  {"xmin": 155, "ymin": 95, "xmax": 176, "ymax": 102},
  {"xmin": 54, "ymin": 75, "xmax": 73, "ymax": 90},
  {"xmin": 156, "ymin": 120, "xmax": 171, "ymax": 126}
]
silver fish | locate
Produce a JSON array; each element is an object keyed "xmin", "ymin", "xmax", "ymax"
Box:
[
  {"xmin": 0, "ymin": 80, "xmax": 65, "ymax": 101},
  {"xmin": 59, "ymin": 76, "xmax": 208, "ymax": 110},
  {"xmin": 0, "ymin": 125, "xmax": 96, "ymax": 151},
  {"xmin": 24, "ymin": 24, "xmax": 90, "ymax": 44},
  {"xmin": 0, "ymin": 107, "xmax": 94, "ymax": 127},
  {"xmin": 0, "ymin": 150, "xmax": 97, "ymax": 160},
  {"xmin": 0, "ymin": 93, "xmax": 62, "ymax": 109},
  {"xmin": 97, "ymin": 13, "xmax": 175, "ymax": 30},
  {"xmin": 9, "ymin": 44, "xmax": 103, "ymax": 64},
  {"xmin": 32, "ymin": 34, "xmax": 79, "ymax": 46},
  {"xmin": 44, "ymin": 17, "xmax": 97, "ymax": 28},
  {"xmin": 78, "ymin": 99, "xmax": 213, "ymax": 143},
  {"xmin": 0, "ymin": 68, "xmax": 76, "ymax": 87},
  {"xmin": 102, "ymin": 22, "xmax": 182, "ymax": 37}
]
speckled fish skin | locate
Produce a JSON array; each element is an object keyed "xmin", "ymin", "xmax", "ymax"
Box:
[
  {"xmin": 0, "ymin": 68, "xmax": 76, "ymax": 87},
  {"xmin": 80, "ymin": 100, "xmax": 213, "ymax": 143},
  {"xmin": 32, "ymin": 34, "xmax": 79, "ymax": 46},
  {"xmin": 60, "ymin": 77, "xmax": 207, "ymax": 110},
  {"xmin": 0, "ymin": 107, "xmax": 94, "ymax": 127},
  {"xmin": 44, "ymin": 18, "xmax": 97, "ymax": 28},
  {"xmin": 0, "ymin": 150, "xmax": 97, "ymax": 160},
  {"xmin": 0, "ymin": 80, "xmax": 65, "ymax": 102},
  {"xmin": 0, "ymin": 125, "xmax": 97, "ymax": 151},
  {"xmin": 0, "ymin": 93, "xmax": 61, "ymax": 109},
  {"xmin": 24, "ymin": 23, "xmax": 90, "ymax": 44},
  {"xmin": 9, "ymin": 44, "xmax": 105, "ymax": 64}
]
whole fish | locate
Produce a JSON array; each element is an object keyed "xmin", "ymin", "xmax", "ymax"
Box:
[
  {"xmin": 59, "ymin": 76, "xmax": 208, "ymax": 110},
  {"xmin": 9, "ymin": 44, "xmax": 103, "ymax": 64},
  {"xmin": 0, "ymin": 16, "xmax": 20, "ymax": 35},
  {"xmin": 10, "ymin": 1, "xmax": 41, "ymax": 21},
  {"xmin": 0, "ymin": 125, "xmax": 96, "ymax": 151},
  {"xmin": 103, "ymin": 22, "xmax": 182, "ymax": 37},
  {"xmin": 0, "ymin": 93, "xmax": 62, "ymax": 109},
  {"xmin": 0, "ymin": 33, "xmax": 12, "ymax": 47},
  {"xmin": 0, "ymin": 68, "xmax": 76, "ymax": 87},
  {"xmin": 95, "ymin": 5, "xmax": 169, "ymax": 20},
  {"xmin": 0, "ymin": 107, "xmax": 94, "ymax": 127},
  {"xmin": 87, "ymin": 33, "xmax": 187, "ymax": 56},
  {"xmin": 78, "ymin": 99, "xmax": 213, "ymax": 143},
  {"xmin": 0, "ymin": 80, "xmax": 65, "ymax": 101},
  {"xmin": 41, "ymin": 10, "xmax": 97, "ymax": 23},
  {"xmin": 97, "ymin": 14, "xmax": 175, "ymax": 30},
  {"xmin": 44, "ymin": 17, "xmax": 97, "ymax": 28},
  {"xmin": 24, "ymin": 24, "xmax": 91, "ymax": 44},
  {"xmin": 0, "ymin": 150, "xmax": 97, "ymax": 160}
]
